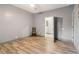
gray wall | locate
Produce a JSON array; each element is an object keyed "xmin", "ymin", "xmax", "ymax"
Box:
[
  {"xmin": 0, "ymin": 4, "xmax": 74, "ymax": 43},
  {"xmin": 0, "ymin": 5, "xmax": 33, "ymax": 43},
  {"xmin": 34, "ymin": 5, "xmax": 74, "ymax": 42}
]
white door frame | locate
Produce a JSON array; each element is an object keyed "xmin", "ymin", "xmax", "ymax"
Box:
[{"xmin": 73, "ymin": 5, "xmax": 79, "ymax": 52}]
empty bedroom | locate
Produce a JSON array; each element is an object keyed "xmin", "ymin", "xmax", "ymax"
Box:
[{"xmin": 0, "ymin": 4, "xmax": 78, "ymax": 54}]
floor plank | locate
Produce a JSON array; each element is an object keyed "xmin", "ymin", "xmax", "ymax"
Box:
[{"xmin": 0, "ymin": 37, "xmax": 77, "ymax": 54}]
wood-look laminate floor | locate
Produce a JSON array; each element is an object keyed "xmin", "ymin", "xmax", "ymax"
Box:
[{"xmin": 0, "ymin": 37, "xmax": 77, "ymax": 54}]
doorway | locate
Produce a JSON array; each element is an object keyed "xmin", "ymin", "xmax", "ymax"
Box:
[
  {"xmin": 45, "ymin": 16, "xmax": 63, "ymax": 42},
  {"xmin": 45, "ymin": 17, "xmax": 54, "ymax": 38},
  {"xmin": 54, "ymin": 17, "xmax": 63, "ymax": 42}
]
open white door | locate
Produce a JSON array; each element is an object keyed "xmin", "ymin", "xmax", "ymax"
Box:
[{"xmin": 45, "ymin": 17, "xmax": 54, "ymax": 39}]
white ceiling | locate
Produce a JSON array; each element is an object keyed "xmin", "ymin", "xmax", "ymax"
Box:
[{"xmin": 12, "ymin": 4, "xmax": 71, "ymax": 13}]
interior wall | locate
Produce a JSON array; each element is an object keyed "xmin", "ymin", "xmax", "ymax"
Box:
[
  {"xmin": 0, "ymin": 4, "xmax": 33, "ymax": 43},
  {"xmin": 0, "ymin": 4, "xmax": 74, "ymax": 43},
  {"xmin": 34, "ymin": 5, "xmax": 74, "ymax": 42}
]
